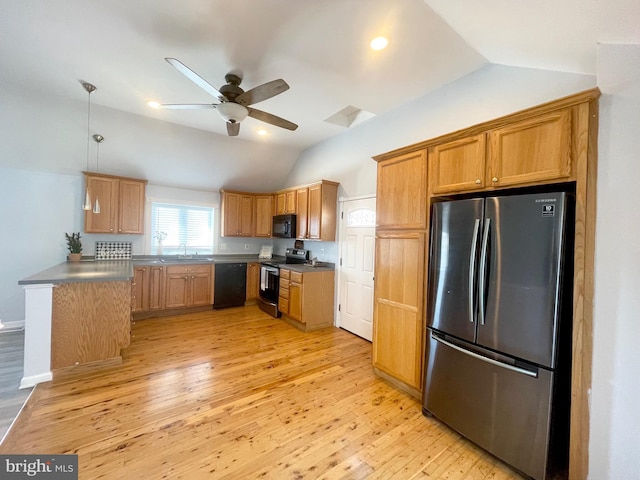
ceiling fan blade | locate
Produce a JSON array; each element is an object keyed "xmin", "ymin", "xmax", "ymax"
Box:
[
  {"xmin": 235, "ymin": 79, "xmax": 290, "ymax": 106},
  {"xmin": 247, "ymin": 107, "xmax": 298, "ymax": 131},
  {"xmin": 227, "ymin": 122, "xmax": 240, "ymax": 136},
  {"xmin": 159, "ymin": 103, "xmax": 216, "ymax": 109},
  {"xmin": 165, "ymin": 57, "xmax": 228, "ymax": 102}
]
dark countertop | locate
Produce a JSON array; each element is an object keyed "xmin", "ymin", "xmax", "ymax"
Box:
[
  {"xmin": 18, "ymin": 260, "xmax": 134, "ymax": 285},
  {"xmin": 279, "ymin": 262, "xmax": 335, "ymax": 273},
  {"xmin": 18, "ymin": 255, "xmax": 334, "ymax": 286}
]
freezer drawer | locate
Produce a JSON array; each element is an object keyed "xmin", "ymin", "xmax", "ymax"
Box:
[{"xmin": 423, "ymin": 331, "xmax": 556, "ymax": 480}]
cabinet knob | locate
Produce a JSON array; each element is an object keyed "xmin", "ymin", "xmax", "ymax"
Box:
[
  {"xmin": 475, "ymin": 179, "xmax": 481, "ymax": 184},
  {"xmin": 110, "ymin": 228, "xmax": 114, "ymax": 232},
  {"xmin": 492, "ymin": 177, "xmax": 498, "ymax": 182}
]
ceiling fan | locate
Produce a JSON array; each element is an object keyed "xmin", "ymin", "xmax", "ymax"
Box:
[{"xmin": 156, "ymin": 57, "xmax": 298, "ymax": 136}]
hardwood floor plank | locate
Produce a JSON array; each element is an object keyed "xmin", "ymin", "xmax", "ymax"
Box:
[{"xmin": 0, "ymin": 306, "xmax": 524, "ymax": 479}]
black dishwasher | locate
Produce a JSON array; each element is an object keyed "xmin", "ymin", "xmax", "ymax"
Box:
[{"xmin": 213, "ymin": 263, "xmax": 247, "ymax": 309}]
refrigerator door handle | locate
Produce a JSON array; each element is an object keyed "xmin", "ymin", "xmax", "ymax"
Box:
[
  {"xmin": 478, "ymin": 218, "xmax": 491, "ymax": 326},
  {"xmin": 431, "ymin": 333, "xmax": 538, "ymax": 378},
  {"xmin": 468, "ymin": 219, "xmax": 481, "ymax": 323}
]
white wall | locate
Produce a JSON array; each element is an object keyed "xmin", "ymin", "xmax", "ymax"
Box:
[{"xmin": 589, "ymin": 43, "xmax": 640, "ymax": 479}]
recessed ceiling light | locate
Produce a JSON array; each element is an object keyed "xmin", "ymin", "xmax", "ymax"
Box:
[
  {"xmin": 257, "ymin": 129, "xmax": 268, "ymax": 136},
  {"xmin": 147, "ymin": 101, "xmax": 160, "ymax": 109},
  {"xmin": 370, "ymin": 36, "xmax": 388, "ymax": 51}
]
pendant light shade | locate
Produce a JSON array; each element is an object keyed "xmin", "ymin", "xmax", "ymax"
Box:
[
  {"xmin": 83, "ymin": 190, "xmax": 92, "ymax": 210},
  {"xmin": 92, "ymin": 133, "xmax": 104, "ymax": 214}
]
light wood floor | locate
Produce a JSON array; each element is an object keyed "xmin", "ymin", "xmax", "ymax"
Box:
[{"xmin": 0, "ymin": 306, "xmax": 524, "ymax": 479}]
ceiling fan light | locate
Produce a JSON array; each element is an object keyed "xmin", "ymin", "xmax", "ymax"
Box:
[{"xmin": 216, "ymin": 102, "xmax": 249, "ymax": 123}]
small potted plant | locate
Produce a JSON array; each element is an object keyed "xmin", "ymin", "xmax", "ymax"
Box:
[{"xmin": 65, "ymin": 232, "xmax": 83, "ymax": 262}]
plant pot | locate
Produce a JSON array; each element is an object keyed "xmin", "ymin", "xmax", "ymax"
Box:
[{"xmin": 67, "ymin": 253, "xmax": 82, "ymax": 262}]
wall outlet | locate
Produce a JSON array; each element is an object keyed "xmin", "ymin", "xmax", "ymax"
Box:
[
  {"xmin": 244, "ymin": 244, "xmax": 250, "ymax": 250},
  {"xmin": 220, "ymin": 243, "xmax": 227, "ymax": 250}
]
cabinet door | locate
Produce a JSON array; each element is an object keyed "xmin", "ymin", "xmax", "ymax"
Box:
[
  {"xmin": 489, "ymin": 109, "xmax": 572, "ymax": 187},
  {"xmin": 373, "ymin": 231, "xmax": 426, "ymax": 390},
  {"xmin": 275, "ymin": 193, "xmax": 286, "ymax": 215},
  {"xmin": 148, "ymin": 266, "xmax": 165, "ymax": 311},
  {"xmin": 254, "ymin": 195, "xmax": 273, "ymax": 237},
  {"xmin": 246, "ymin": 262, "xmax": 259, "ymax": 301},
  {"xmin": 288, "ymin": 281, "xmax": 303, "ymax": 322},
  {"xmin": 285, "ymin": 190, "xmax": 297, "ymax": 214},
  {"xmin": 429, "ymin": 134, "xmax": 486, "ymax": 194},
  {"xmin": 190, "ymin": 271, "xmax": 212, "ymax": 306},
  {"xmin": 165, "ymin": 272, "xmax": 190, "ymax": 308},
  {"xmin": 376, "ymin": 150, "xmax": 427, "ymax": 230},
  {"xmin": 239, "ymin": 194, "xmax": 254, "ymax": 236},
  {"xmin": 296, "ymin": 187, "xmax": 309, "ymax": 239},
  {"xmin": 118, "ymin": 179, "xmax": 145, "ymax": 234},
  {"xmin": 84, "ymin": 176, "xmax": 118, "ymax": 233},
  {"xmin": 307, "ymin": 184, "xmax": 322, "ymax": 240},
  {"xmin": 132, "ymin": 267, "xmax": 149, "ymax": 312}
]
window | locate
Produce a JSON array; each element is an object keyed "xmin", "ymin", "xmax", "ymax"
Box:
[
  {"xmin": 347, "ymin": 208, "xmax": 376, "ymax": 227},
  {"xmin": 150, "ymin": 202, "xmax": 215, "ymax": 255}
]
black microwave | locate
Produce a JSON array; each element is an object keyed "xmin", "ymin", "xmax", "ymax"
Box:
[{"xmin": 272, "ymin": 214, "xmax": 297, "ymax": 238}]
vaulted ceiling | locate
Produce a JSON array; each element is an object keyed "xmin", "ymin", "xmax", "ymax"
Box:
[{"xmin": 1, "ymin": 0, "xmax": 638, "ymax": 149}]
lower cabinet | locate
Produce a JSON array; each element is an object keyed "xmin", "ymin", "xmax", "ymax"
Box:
[
  {"xmin": 133, "ymin": 263, "xmax": 213, "ymax": 318},
  {"xmin": 372, "ymin": 230, "xmax": 426, "ymax": 396},
  {"xmin": 132, "ymin": 265, "xmax": 166, "ymax": 314},
  {"xmin": 279, "ymin": 268, "xmax": 335, "ymax": 331},
  {"xmin": 165, "ymin": 265, "xmax": 212, "ymax": 309}
]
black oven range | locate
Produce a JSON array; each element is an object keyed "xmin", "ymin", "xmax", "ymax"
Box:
[{"xmin": 258, "ymin": 248, "xmax": 309, "ymax": 318}]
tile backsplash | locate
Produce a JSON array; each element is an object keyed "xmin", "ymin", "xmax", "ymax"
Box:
[{"xmin": 95, "ymin": 241, "xmax": 132, "ymax": 260}]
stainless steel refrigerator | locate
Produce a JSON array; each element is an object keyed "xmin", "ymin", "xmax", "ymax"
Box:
[{"xmin": 422, "ymin": 191, "xmax": 573, "ymax": 480}]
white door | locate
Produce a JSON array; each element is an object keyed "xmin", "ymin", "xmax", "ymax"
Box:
[{"xmin": 338, "ymin": 196, "xmax": 376, "ymax": 341}]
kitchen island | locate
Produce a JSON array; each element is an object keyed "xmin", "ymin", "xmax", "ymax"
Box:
[{"xmin": 18, "ymin": 260, "xmax": 134, "ymax": 388}]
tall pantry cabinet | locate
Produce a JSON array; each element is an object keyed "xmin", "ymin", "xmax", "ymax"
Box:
[{"xmin": 372, "ymin": 150, "xmax": 428, "ymax": 397}]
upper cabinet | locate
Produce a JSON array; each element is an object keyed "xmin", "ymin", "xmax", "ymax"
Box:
[
  {"xmin": 429, "ymin": 135, "xmax": 486, "ymax": 194},
  {"xmin": 488, "ymin": 109, "xmax": 572, "ymax": 188},
  {"xmin": 376, "ymin": 150, "xmax": 428, "ymax": 230},
  {"xmin": 253, "ymin": 194, "xmax": 273, "ymax": 237},
  {"xmin": 296, "ymin": 181, "xmax": 339, "ymax": 241},
  {"xmin": 220, "ymin": 180, "xmax": 339, "ymax": 240},
  {"xmin": 428, "ymin": 108, "xmax": 576, "ymax": 196},
  {"xmin": 220, "ymin": 191, "xmax": 253, "ymax": 237},
  {"xmin": 84, "ymin": 172, "xmax": 146, "ymax": 234},
  {"xmin": 274, "ymin": 190, "xmax": 297, "ymax": 215}
]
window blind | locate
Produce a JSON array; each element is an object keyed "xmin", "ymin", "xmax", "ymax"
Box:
[{"xmin": 150, "ymin": 202, "xmax": 214, "ymax": 255}]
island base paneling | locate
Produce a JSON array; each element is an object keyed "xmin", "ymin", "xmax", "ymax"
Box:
[{"xmin": 51, "ymin": 281, "xmax": 131, "ymax": 370}]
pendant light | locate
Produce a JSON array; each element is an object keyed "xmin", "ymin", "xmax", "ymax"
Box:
[
  {"xmin": 81, "ymin": 82, "xmax": 96, "ymax": 211},
  {"xmin": 92, "ymin": 134, "xmax": 104, "ymax": 214}
]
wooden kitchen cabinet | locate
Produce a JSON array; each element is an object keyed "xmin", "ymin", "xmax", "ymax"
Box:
[
  {"xmin": 488, "ymin": 109, "xmax": 573, "ymax": 188},
  {"xmin": 376, "ymin": 150, "xmax": 428, "ymax": 230},
  {"xmin": 164, "ymin": 264, "xmax": 212, "ymax": 309},
  {"xmin": 279, "ymin": 268, "xmax": 334, "ymax": 331},
  {"xmin": 429, "ymin": 135, "xmax": 486, "ymax": 194},
  {"xmin": 220, "ymin": 190, "xmax": 253, "ymax": 237},
  {"xmin": 132, "ymin": 266, "xmax": 150, "ymax": 313},
  {"xmin": 428, "ymin": 109, "xmax": 574, "ymax": 195},
  {"xmin": 372, "ymin": 231, "xmax": 426, "ymax": 394},
  {"xmin": 246, "ymin": 262, "xmax": 259, "ymax": 303},
  {"xmin": 148, "ymin": 265, "xmax": 165, "ymax": 311},
  {"xmin": 296, "ymin": 181, "xmax": 339, "ymax": 241},
  {"xmin": 275, "ymin": 190, "xmax": 296, "ymax": 215},
  {"xmin": 84, "ymin": 172, "xmax": 146, "ymax": 234},
  {"xmin": 253, "ymin": 195, "xmax": 273, "ymax": 237},
  {"xmin": 132, "ymin": 265, "xmax": 165, "ymax": 314}
]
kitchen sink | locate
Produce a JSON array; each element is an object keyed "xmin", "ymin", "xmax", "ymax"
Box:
[{"xmin": 159, "ymin": 257, "xmax": 215, "ymax": 263}]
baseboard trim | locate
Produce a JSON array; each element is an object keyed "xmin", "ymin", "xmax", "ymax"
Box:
[{"xmin": 20, "ymin": 372, "xmax": 52, "ymax": 389}]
